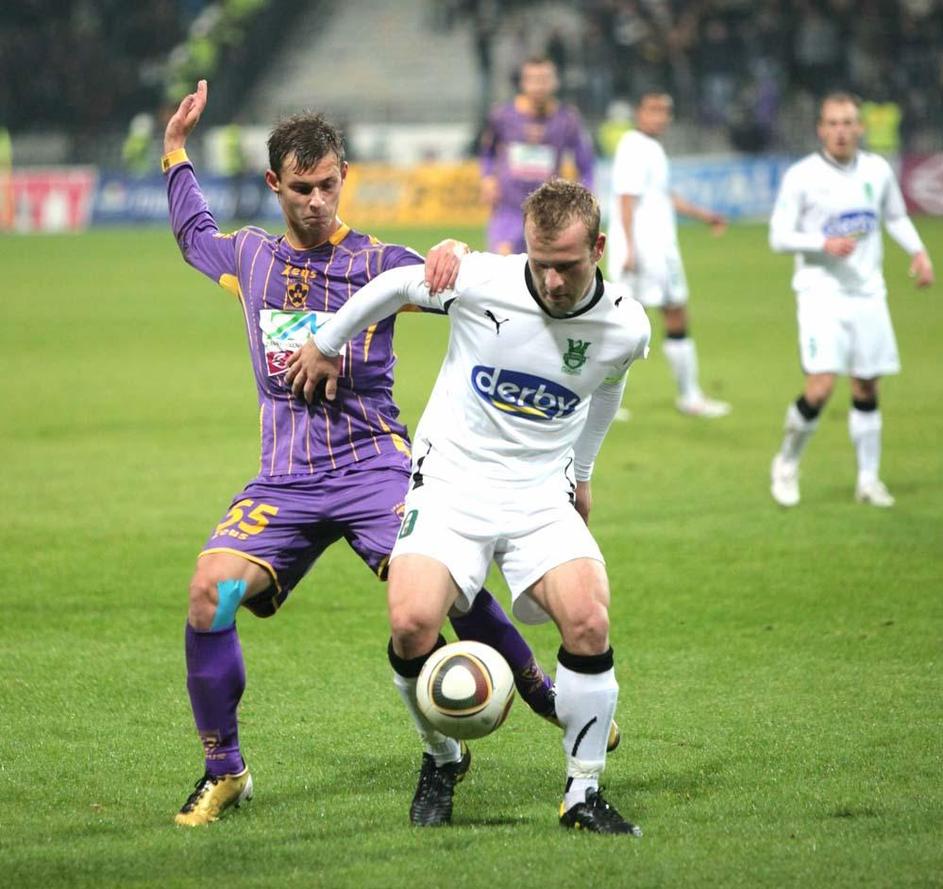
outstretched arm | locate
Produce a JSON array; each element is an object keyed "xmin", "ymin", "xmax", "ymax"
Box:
[
  {"xmin": 285, "ymin": 264, "xmax": 448, "ymax": 402},
  {"xmin": 672, "ymin": 193, "xmax": 727, "ymax": 235}
]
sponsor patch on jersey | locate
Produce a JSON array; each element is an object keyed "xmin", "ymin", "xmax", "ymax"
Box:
[
  {"xmin": 259, "ymin": 309, "xmax": 345, "ymax": 376},
  {"xmin": 471, "ymin": 366, "xmax": 580, "ymax": 421},
  {"xmin": 822, "ymin": 209, "xmax": 878, "ymax": 239},
  {"xmin": 507, "ymin": 142, "xmax": 555, "ymax": 179}
]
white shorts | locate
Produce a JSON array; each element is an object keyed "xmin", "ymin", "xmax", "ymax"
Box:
[
  {"xmin": 618, "ymin": 247, "xmax": 689, "ymax": 308},
  {"xmin": 796, "ymin": 291, "xmax": 900, "ymax": 378},
  {"xmin": 390, "ymin": 476, "xmax": 605, "ymax": 625}
]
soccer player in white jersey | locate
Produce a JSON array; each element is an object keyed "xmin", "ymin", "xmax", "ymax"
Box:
[
  {"xmin": 286, "ymin": 181, "xmax": 651, "ymax": 835},
  {"xmin": 607, "ymin": 90, "xmax": 731, "ymax": 418},
  {"xmin": 768, "ymin": 92, "xmax": 934, "ymax": 508}
]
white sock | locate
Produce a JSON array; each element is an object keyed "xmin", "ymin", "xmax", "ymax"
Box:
[
  {"xmin": 392, "ymin": 671, "xmax": 462, "ymax": 765},
  {"xmin": 662, "ymin": 337, "xmax": 701, "ymax": 402},
  {"xmin": 779, "ymin": 402, "xmax": 819, "ymax": 466},
  {"xmin": 555, "ymin": 661, "xmax": 619, "ymax": 811},
  {"xmin": 849, "ymin": 408, "xmax": 882, "ymax": 486}
]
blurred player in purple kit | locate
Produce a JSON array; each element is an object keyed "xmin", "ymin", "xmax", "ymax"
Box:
[
  {"xmin": 162, "ymin": 81, "xmax": 570, "ymax": 826},
  {"xmin": 479, "ymin": 56, "xmax": 594, "ymax": 255}
]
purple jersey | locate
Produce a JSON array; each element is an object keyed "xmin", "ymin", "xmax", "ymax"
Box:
[
  {"xmin": 166, "ymin": 157, "xmax": 419, "ymax": 480},
  {"xmin": 479, "ymin": 97, "xmax": 595, "ymax": 214}
]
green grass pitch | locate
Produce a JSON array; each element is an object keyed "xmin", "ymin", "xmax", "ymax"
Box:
[{"xmin": 0, "ymin": 219, "xmax": 941, "ymax": 888}]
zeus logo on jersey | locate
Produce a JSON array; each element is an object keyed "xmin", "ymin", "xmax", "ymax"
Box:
[
  {"xmin": 471, "ymin": 366, "xmax": 580, "ymax": 421},
  {"xmin": 823, "ymin": 210, "xmax": 878, "ymax": 239}
]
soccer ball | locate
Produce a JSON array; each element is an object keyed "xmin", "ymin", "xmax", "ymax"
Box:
[{"xmin": 416, "ymin": 641, "xmax": 516, "ymax": 740}]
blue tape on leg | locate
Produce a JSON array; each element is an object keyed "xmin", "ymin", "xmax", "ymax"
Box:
[{"xmin": 210, "ymin": 579, "xmax": 246, "ymax": 631}]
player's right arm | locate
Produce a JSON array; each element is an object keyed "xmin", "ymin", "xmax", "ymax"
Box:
[
  {"xmin": 618, "ymin": 194, "xmax": 638, "ymax": 272},
  {"xmin": 612, "ymin": 134, "xmax": 643, "ymax": 272},
  {"xmin": 286, "ymin": 265, "xmax": 448, "ymax": 402},
  {"xmin": 769, "ymin": 165, "xmax": 855, "ymax": 258},
  {"xmin": 162, "ymin": 80, "xmax": 240, "ymax": 293}
]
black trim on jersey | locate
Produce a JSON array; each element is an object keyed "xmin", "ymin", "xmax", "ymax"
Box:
[
  {"xmin": 442, "ymin": 296, "xmax": 457, "ymax": 313},
  {"xmin": 524, "ymin": 264, "xmax": 606, "ymax": 319}
]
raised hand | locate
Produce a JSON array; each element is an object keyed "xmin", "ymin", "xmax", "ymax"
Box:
[{"xmin": 164, "ymin": 80, "xmax": 208, "ymax": 154}]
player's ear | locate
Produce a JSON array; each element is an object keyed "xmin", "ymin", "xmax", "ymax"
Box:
[
  {"xmin": 264, "ymin": 169, "xmax": 280, "ymax": 194},
  {"xmin": 339, "ymin": 160, "xmax": 349, "ymax": 182},
  {"xmin": 592, "ymin": 232, "xmax": 606, "ymax": 263}
]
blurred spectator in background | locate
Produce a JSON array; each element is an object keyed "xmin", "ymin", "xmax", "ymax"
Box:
[
  {"xmin": 596, "ymin": 99, "xmax": 633, "ymax": 159},
  {"xmin": 478, "ymin": 56, "xmax": 594, "ymax": 254},
  {"xmin": 122, "ymin": 113, "xmax": 156, "ymax": 176}
]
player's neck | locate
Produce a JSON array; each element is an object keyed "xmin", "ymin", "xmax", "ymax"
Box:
[
  {"xmin": 517, "ymin": 95, "xmax": 557, "ymax": 117},
  {"xmin": 822, "ymin": 149, "xmax": 857, "ymax": 168},
  {"xmin": 284, "ymin": 217, "xmax": 343, "ymax": 251}
]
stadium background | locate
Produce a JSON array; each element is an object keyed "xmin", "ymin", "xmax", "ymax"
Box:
[{"xmin": 1, "ymin": 3, "xmax": 941, "ymax": 888}]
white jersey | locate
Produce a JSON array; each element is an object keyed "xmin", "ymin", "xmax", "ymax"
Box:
[
  {"xmin": 769, "ymin": 150, "xmax": 913, "ymax": 299},
  {"xmin": 414, "ymin": 253, "xmax": 650, "ymax": 487},
  {"xmin": 607, "ymin": 129, "xmax": 678, "ymax": 279},
  {"xmin": 315, "ymin": 256, "xmax": 651, "ymax": 489}
]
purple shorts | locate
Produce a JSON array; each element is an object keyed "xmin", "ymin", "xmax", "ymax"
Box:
[
  {"xmin": 487, "ymin": 206, "xmax": 527, "ymax": 255},
  {"xmin": 200, "ymin": 458, "xmax": 411, "ymax": 615}
]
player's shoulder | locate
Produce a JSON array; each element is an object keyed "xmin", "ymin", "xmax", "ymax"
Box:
[
  {"xmin": 616, "ymin": 129, "xmax": 647, "ymax": 151},
  {"xmin": 233, "ymin": 224, "xmax": 273, "ymax": 243},
  {"xmin": 602, "ymin": 279, "xmax": 651, "ymax": 331},
  {"xmin": 789, "ymin": 151, "xmax": 823, "ymax": 174},
  {"xmin": 857, "ymin": 150, "xmax": 894, "ymax": 178},
  {"xmin": 455, "ymin": 251, "xmax": 525, "ymax": 293}
]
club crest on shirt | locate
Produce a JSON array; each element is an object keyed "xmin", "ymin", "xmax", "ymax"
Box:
[
  {"xmin": 281, "ymin": 265, "xmax": 317, "ymax": 309},
  {"xmin": 562, "ymin": 339, "xmax": 591, "ymax": 374}
]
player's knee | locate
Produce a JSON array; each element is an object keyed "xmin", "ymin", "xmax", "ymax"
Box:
[
  {"xmin": 389, "ymin": 603, "xmax": 439, "ymax": 659},
  {"xmin": 564, "ymin": 604, "xmax": 610, "ymax": 655},
  {"xmin": 187, "ymin": 575, "xmax": 247, "ymax": 632}
]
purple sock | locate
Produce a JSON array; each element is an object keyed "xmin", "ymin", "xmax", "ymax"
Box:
[
  {"xmin": 449, "ymin": 589, "xmax": 555, "ymax": 717},
  {"xmin": 185, "ymin": 623, "xmax": 246, "ymax": 776}
]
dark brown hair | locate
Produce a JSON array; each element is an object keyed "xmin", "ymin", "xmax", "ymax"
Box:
[{"xmin": 267, "ymin": 113, "xmax": 345, "ymax": 175}]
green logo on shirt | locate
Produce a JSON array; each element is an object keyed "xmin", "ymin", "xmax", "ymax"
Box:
[
  {"xmin": 562, "ymin": 339, "xmax": 591, "ymax": 374},
  {"xmin": 864, "ymin": 182, "xmax": 874, "ymax": 201},
  {"xmin": 398, "ymin": 509, "xmax": 418, "ymax": 539}
]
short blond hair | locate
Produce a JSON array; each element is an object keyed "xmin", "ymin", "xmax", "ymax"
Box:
[{"xmin": 521, "ymin": 179, "xmax": 600, "ymax": 247}]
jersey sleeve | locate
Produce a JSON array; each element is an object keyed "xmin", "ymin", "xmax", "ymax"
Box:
[
  {"xmin": 611, "ymin": 134, "xmax": 646, "ymax": 197},
  {"xmin": 768, "ymin": 165, "xmax": 826, "ymax": 253},
  {"xmin": 380, "ymin": 243, "xmax": 424, "ymax": 272},
  {"xmin": 163, "ymin": 149, "xmax": 239, "ymax": 294},
  {"xmin": 314, "ymin": 265, "xmax": 444, "ymax": 356}
]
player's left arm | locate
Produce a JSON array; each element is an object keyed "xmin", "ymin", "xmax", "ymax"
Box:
[
  {"xmin": 572, "ymin": 313, "xmax": 652, "ymax": 523},
  {"xmin": 286, "ymin": 265, "xmax": 451, "ymax": 402},
  {"xmin": 882, "ymin": 172, "xmax": 934, "ymax": 288},
  {"xmin": 672, "ymin": 193, "xmax": 727, "ymax": 235}
]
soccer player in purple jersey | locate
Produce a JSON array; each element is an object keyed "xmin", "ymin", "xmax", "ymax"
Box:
[
  {"xmin": 479, "ymin": 56, "xmax": 595, "ymax": 256},
  {"xmin": 163, "ymin": 81, "xmax": 567, "ymax": 826}
]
